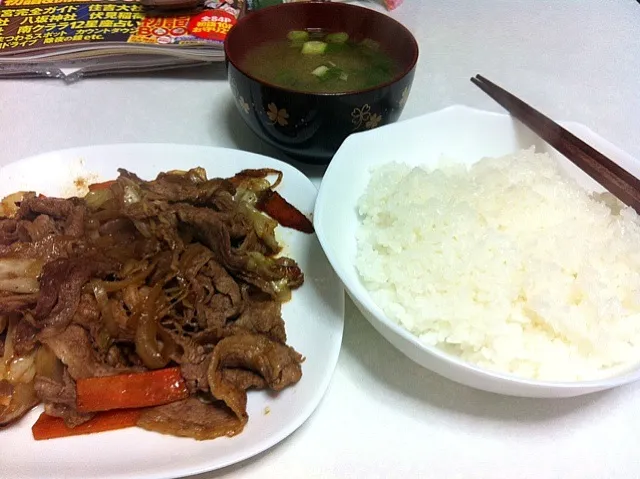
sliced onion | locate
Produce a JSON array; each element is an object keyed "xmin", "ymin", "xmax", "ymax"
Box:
[
  {"xmin": 0, "ymin": 278, "xmax": 39, "ymax": 294},
  {"xmin": 91, "ymin": 281, "xmax": 120, "ymax": 337},
  {"xmin": 84, "ymin": 189, "xmax": 114, "ymax": 211},
  {"xmin": 123, "ymin": 185, "xmax": 141, "ymax": 205},
  {"xmin": 0, "ymin": 381, "xmax": 38, "ymax": 427},
  {"xmin": 240, "ymin": 203, "xmax": 280, "ymax": 253},
  {"xmin": 35, "ymin": 345, "xmax": 63, "ymax": 382},
  {"xmin": 0, "ymin": 258, "xmax": 42, "ymax": 281},
  {"xmin": 1, "ymin": 318, "xmax": 15, "ymax": 379},
  {"xmin": 135, "ymin": 285, "xmax": 169, "ymax": 369},
  {"xmin": 7, "ymin": 351, "xmax": 36, "ymax": 384},
  {"xmin": 0, "ymin": 258, "xmax": 42, "ymax": 294},
  {"xmin": 95, "ymin": 263, "xmax": 153, "ymax": 293}
]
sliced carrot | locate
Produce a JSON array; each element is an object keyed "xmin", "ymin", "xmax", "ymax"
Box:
[
  {"xmin": 256, "ymin": 190, "xmax": 314, "ymax": 234},
  {"xmin": 76, "ymin": 367, "xmax": 189, "ymax": 413},
  {"xmin": 32, "ymin": 409, "xmax": 142, "ymax": 440},
  {"xmin": 88, "ymin": 180, "xmax": 116, "ymax": 192}
]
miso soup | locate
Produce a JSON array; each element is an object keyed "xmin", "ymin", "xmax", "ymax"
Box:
[{"xmin": 241, "ymin": 30, "xmax": 399, "ymax": 93}]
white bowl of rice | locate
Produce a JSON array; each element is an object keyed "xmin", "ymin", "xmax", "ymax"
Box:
[{"xmin": 314, "ymin": 105, "xmax": 640, "ymax": 398}]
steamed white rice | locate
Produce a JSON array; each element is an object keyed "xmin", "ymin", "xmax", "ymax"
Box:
[{"xmin": 355, "ymin": 148, "xmax": 640, "ymax": 381}]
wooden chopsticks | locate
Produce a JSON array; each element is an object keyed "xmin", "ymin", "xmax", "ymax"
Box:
[{"xmin": 470, "ymin": 74, "xmax": 640, "ymax": 213}]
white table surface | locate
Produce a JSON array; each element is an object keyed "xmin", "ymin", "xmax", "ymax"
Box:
[{"xmin": 2, "ymin": 1, "xmax": 640, "ymax": 478}]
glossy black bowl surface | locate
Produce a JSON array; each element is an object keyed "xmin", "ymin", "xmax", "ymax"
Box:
[{"xmin": 225, "ymin": 2, "xmax": 419, "ymax": 164}]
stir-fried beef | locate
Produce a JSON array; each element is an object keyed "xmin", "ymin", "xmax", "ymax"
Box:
[
  {"xmin": 221, "ymin": 369, "xmax": 267, "ymax": 391},
  {"xmin": 41, "ymin": 325, "xmax": 130, "ymax": 380},
  {"xmin": 179, "ymin": 243, "xmax": 213, "ymax": 280},
  {"xmin": 188, "ymin": 260, "xmax": 243, "ymax": 331},
  {"xmin": 0, "ymin": 219, "xmax": 19, "ymax": 246},
  {"xmin": 225, "ymin": 292, "xmax": 286, "ymax": 344},
  {"xmin": 0, "ymin": 167, "xmax": 309, "ymax": 439},
  {"xmin": 43, "ymin": 403, "xmax": 95, "ymax": 428},
  {"xmin": 202, "ymin": 260, "xmax": 243, "ymax": 312},
  {"xmin": 0, "ymin": 201, "xmax": 58, "ymax": 247},
  {"xmin": 211, "ymin": 334, "xmax": 302, "ymax": 391},
  {"xmin": 35, "ymin": 370, "xmax": 95, "ymax": 428},
  {"xmin": 3, "ymin": 196, "xmax": 86, "ymax": 241},
  {"xmin": 35, "ymin": 256, "xmax": 116, "ymax": 338},
  {"xmin": 175, "ymin": 204, "xmax": 248, "ymax": 271},
  {"xmin": 130, "ymin": 167, "xmax": 236, "ymax": 207},
  {"xmin": 176, "ymin": 205, "xmax": 304, "ymax": 299},
  {"xmin": 63, "ymin": 206, "xmax": 86, "ymax": 239},
  {"xmin": 17, "ymin": 215, "xmax": 59, "ymax": 243},
  {"xmin": 180, "ymin": 355, "xmax": 210, "ymax": 394},
  {"xmin": 18, "ymin": 197, "xmax": 75, "ymax": 221},
  {"xmin": 208, "ymin": 334, "xmax": 303, "ymax": 423},
  {"xmin": 0, "ymin": 236, "xmax": 81, "ymax": 262},
  {"xmin": 138, "ymin": 397, "xmax": 244, "ymax": 440},
  {"xmin": 167, "ymin": 329, "xmax": 207, "ymax": 365},
  {"xmin": 34, "ymin": 372, "xmax": 75, "ymax": 408},
  {"xmin": 70, "ymin": 293, "xmax": 101, "ymax": 328},
  {"xmin": 98, "ymin": 217, "xmax": 136, "ymax": 237},
  {"xmin": 105, "ymin": 344, "xmax": 130, "ymax": 368},
  {"xmin": 12, "ymin": 318, "xmax": 38, "ymax": 356}
]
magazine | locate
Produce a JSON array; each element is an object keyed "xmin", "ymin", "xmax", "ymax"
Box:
[
  {"xmin": 0, "ymin": 0, "xmax": 245, "ymax": 79},
  {"xmin": 246, "ymin": 0, "xmax": 402, "ymax": 11}
]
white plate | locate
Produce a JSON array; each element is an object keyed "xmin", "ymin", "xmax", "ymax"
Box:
[
  {"xmin": 0, "ymin": 144, "xmax": 345, "ymax": 479},
  {"xmin": 314, "ymin": 105, "xmax": 640, "ymax": 398}
]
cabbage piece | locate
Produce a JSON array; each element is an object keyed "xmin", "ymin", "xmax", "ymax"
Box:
[
  {"xmin": 0, "ymin": 258, "xmax": 42, "ymax": 294},
  {"xmin": 0, "ymin": 191, "xmax": 30, "ymax": 218}
]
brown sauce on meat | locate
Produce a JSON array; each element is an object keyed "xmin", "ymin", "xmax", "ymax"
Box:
[{"xmin": 0, "ymin": 167, "xmax": 307, "ymax": 439}]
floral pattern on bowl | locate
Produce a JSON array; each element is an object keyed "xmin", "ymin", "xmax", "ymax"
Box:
[
  {"xmin": 266, "ymin": 103, "xmax": 290, "ymax": 126},
  {"xmin": 227, "ymin": 62, "xmax": 416, "ymax": 163},
  {"xmin": 351, "ymin": 104, "xmax": 383, "ymax": 131}
]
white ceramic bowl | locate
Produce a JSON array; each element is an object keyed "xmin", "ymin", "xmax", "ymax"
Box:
[{"xmin": 314, "ymin": 105, "xmax": 640, "ymax": 398}]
